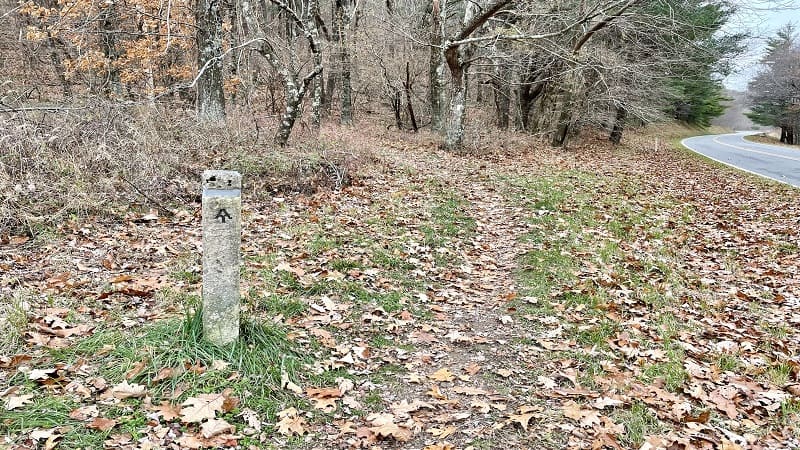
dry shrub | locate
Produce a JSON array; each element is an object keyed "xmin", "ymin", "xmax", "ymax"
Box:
[
  {"xmin": 0, "ymin": 103, "xmax": 372, "ymax": 234},
  {"xmin": 1, "ymin": 103, "xmax": 211, "ymax": 232}
]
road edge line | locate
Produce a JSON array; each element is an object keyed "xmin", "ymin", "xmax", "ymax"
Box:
[{"xmin": 680, "ymin": 136, "xmax": 800, "ymax": 189}]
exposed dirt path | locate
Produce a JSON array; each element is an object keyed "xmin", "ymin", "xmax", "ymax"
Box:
[{"xmin": 366, "ymin": 144, "xmax": 569, "ymax": 449}]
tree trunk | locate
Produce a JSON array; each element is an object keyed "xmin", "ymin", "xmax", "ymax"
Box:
[
  {"xmin": 100, "ymin": 5, "xmax": 122, "ymax": 97},
  {"xmin": 337, "ymin": 0, "xmax": 353, "ymax": 125},
  {"xmin": 340, "ymin": 47, "xmax": 353, "ymax": 124},
  {"xmin": 47, "ymin": 36, "xmax": 71, "ymax": 99},
  {"xmin": 324, "ymin": 71, "xmax": 335, "ymax": 116},
  {"xmin": 309, "ymin": 0, "xmax": 323, "ymax": 131},
  {"xmin": 275, "ymin": 80, "xmax": 302, "ymax": 146},
  {"xmin": 196, "ymin": 0, "xmax": 226, "ymax": 122},
  {"xmin": 392, "ymin": 89, "xmax": 403, "ymax": 130},
  {"xmin": 551, "ymin": 65, "xmax": 580, "ymax": 147},
  {"xmin": 514, "ymin": 62, "xmax": 546, "ymax": 131},
  {"xmin": 780, "ymin": 126, "xmax": 788, "ymax": 144},
  {"xmin": 609, "ymin": 106, "xmax": 627, "ymax": 145},
  {"xmin": 516, "ymin": 83, "xmax": 545, "ymax": 131},
  {"xmin": 443, "ymin": 48, "xmax": 468, "ymax": 151},
  {"xmin": 494, "ymin": 64, "xmax": 510, "ymax": 130},
  {"xmin": 429, "ymin": 0, "xmax": 446, "ymax": 131},
  {"xmin": 405, "ymin": 61, "xmax": 418, "ymax": 132}
]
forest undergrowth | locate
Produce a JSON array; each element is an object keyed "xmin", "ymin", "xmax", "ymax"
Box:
[{"xmin": 1, "ymin": 113, "xmax": 799, "ymax": 449}]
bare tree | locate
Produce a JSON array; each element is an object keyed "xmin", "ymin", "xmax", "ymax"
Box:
[
  {"xmin": 747, "ymin": 25, "xmax": 800, "ymax": 143},
  {"xmin": 239, "ymin": 0, "xmax": 323, "ymax": 145},
  {"xmin": 197, "ymin": 0, "xmax": 227, "ymax": 121}
]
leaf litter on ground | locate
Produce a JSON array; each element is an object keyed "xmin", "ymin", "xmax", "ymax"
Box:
[{"xmin": 0, "ymin": 126, "xmax": 798, "ymax": 449}]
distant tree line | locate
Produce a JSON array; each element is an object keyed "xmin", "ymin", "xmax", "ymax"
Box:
[
  {"xmin": 747, "ymin": 25, "xmax": 800, "ymax": 145},
  {"xmin": 1, "ymin": 0, "xmax": 744, "ymax": 149}
]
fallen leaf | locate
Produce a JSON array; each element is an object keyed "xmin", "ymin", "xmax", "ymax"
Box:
[
  {"xmin": 682, "ymin": 410, "xmax": 711, "ymax": 424},
  {"xmin": 276, "ymin": 408, "xmax": 306, "ymax": 436},
  {"xmin": 240, "ymin": 408, "xmax": 261, "ymax": 431},
  {"xmin": 87, "ymin": 417, "xmax": 117, "ymax": 431},
  {"xmin": 537, "ymin": 376, "xmax": 557, "ymax": 389},
  {"xmin": 30, "ymin": 428, "xmax": 61, "ymax": 450},
  {"xmin": 430, "ymin": 368, "xmax": 455, "ymax": 382},
  {"xmin": 153, "ymin": 401, "xmax": 181, "ymax": 421},
  {"xmin": 211, "ymin": 360, "xmax": 230, "ymax": 371},
  {"xmin": 4, "ymin": 393, "xmax": 34, "ymax": 410},
  {"xmin": 151, "ymin": 367, "xmax": 175, "ymax": 384},
  {"xmin": 311, "ymin": 397, "xmax": 338, "ymax": 412},
  {"xmin": 391, "ymin": 399, "xmax": 435, "ymax": 416},
  {"xmin": 428, "ymin": 425, "xmax": 457, "ymax": 439},
  {"xmin": 111, "ymin": 380, "xmax": 147, "ymax": 399},
  {"xmin": 201, "ymin": 417, "xmax": 235, "ymax": 438},
  {"xmin": 281, "ymin": 370, "xmax": 303, "ymax": 394},
  {"xmin": 452, "ymin": 386, "xmax": 490, "ymax": 396},
  {"xmin": 27, "ymin": 368, "xmax": 57, "ymax": 381},
  {"xmin": 306, "ymin": 387, "xmax": 342, "ymax": 398},
  {"xmin": 563, "ymin": 401, "xmax": 585, "ymax": 421},
  {"xmin": 176, "ymin": 435, "xmax": 205, "ymax": 449},
  {"xmin": 124, "ymin": 360, "xmax": 147, "ymax": 380},
  {"xmin": 181, "ymin": 393, "xmax": 225, "ymax": 423},
  {"xmin": 495, "ymin": 368, "xmax": 513, "ymax": 378},
  {"xmin": 591, "ymin": 396, "xmax": 624, "ymax": 410},
  {"xmin": 471, "ymin": 400, "xmax": 491, "ymax": 413},
  {"xmin": 370, "ymin": 422, "xmax": 412, "ymax": 442},
  {"xmin": 424, "ymin": 444, "xmax": 455, "ymax": 450},
  {"xmin": 69, "ymin": 405, "xmax": 99, "ymax": 420},
  {"xmin": 463, "ymin": 363, "xmax": 481, "ymax": 375},
  {"xmin": 509, "ymin": 412, "xmax": 536, "ymax": 431}
]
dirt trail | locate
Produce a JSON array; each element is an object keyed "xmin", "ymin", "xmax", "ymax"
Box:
[{"xmin": 373, "ymin": 145, "xmax": 560, "ymax": 448}]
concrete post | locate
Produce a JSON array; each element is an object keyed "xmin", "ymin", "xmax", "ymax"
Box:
[{"xmin": 201, "ymin": 170, "xmax": 241, "ymax": 345}]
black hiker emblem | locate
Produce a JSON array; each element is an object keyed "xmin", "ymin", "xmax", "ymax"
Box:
[{"xmin": 215, "ymin": 208, "xmax": 233, "ymax": 223}]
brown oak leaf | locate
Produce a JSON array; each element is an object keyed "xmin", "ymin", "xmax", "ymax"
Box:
[
  {"xmin": 201, "ymin": 418, "xmax": 235, "ymax": 438},
  {"xmin": 4, "ymin": 394, "xmax": 34, "ymax": 410},
  {"xmin": 429, "ymin": 368, "xmax": 455, "ymax": 382},
  {"xmin": 276, "ymin": 408, "xmax": 307, "ymax": 436},
  {"xmin": 181, "ymin": 393, "xmax": 225, "ymax": 423},
  {"xmin": 87, "ymin": 417, "xmax": 117, "ymax": 431},
  {"xmin": 110, "ymin": 380, "xmax": 147, "ymax": 399}
]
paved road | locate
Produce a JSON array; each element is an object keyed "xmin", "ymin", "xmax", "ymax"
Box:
[{"xmin": 681, "ymin": 132, "xmax": 800, "ymax": 188}]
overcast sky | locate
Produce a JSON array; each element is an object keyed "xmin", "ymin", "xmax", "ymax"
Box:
[{"xmin": 723, "ymin": 1, "xmax": 800, "ymax": 91}]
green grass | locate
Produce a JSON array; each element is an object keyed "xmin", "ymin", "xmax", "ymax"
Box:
[
  {"xmin": 329, "ymin": 258, "xmax": 363, "ymax": 272},
  {"xmin": 363, "ymin": 391, "xmax": 383, "ymax": 410},
  {"xmin": 766, "ymin": 362, "xmax": 794, "ymax": 386},
  {"xmin": 431, "ymin": 196, "xmax": 476, "ymax": 237},
  {"xmin": 252, "ymin": 293, "xmax": 307, "ymax": 318},
  {"xmin": 371, "ymin": 248, "xmax": 413, "ymax": 270},
  {"xmin": 780, "ymin": 399, "xmax": 800, "ymax": 429},
  {"xmin": 502, "ymin": 168, "xmax": 701, "ymax": 400},
  {"xmin": 171, "ymin": 269, "xmax": 201, "ymax": 284},
  {"xmin": 639, "ymin": 360, "xmax": 687, "ymax": 392},
  {"xmin": 575, "ymin": 320, "xmax": 618, "ymax": 348},
  {"xmin": 0, "ymin": 394, "xmax": 75, "ymax": 431},
  {"xmin": 0, "ymin": 301, "xmax": 322, "ymax": 447},
  {"xmin": 716, "ymin": 354, "xmax": 742, "ymax": 373},
  {"xmin": 306, "ymin": 233, "xmax": 340, "ymax": 255},
  {"xmin": 617, "ymin": 401, "xmax": 662, "ymax": 447},
  {"xmin": 0, "ymin": 290, "xmax": 30, "ymax": 354}
]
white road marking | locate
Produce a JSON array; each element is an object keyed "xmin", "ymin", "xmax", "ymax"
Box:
[
  {"xmin": 681, "ymin": 135, "xmax": 800, "ymax": 189},
  {"xmin": 711, "ymin": 136, "xmax": 800, "ymax": 162}
]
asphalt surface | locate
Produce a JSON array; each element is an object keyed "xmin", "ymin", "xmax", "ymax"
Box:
[{"xmin": 681, "ymin": 132, "xmax": 800, "ymax": 188}]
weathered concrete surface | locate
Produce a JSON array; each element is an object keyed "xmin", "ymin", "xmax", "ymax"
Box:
[{"xmin": 202, "ymin": 170, "xmax": 242, "ymax": 345}]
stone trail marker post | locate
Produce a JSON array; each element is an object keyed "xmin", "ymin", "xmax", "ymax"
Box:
[{"xmin": 201, "ymin": 170, "xmax": 241, "ymax": 345}]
